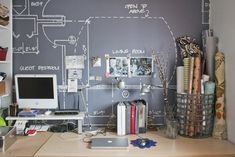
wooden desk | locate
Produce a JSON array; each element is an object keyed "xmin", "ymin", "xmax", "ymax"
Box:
[
  {"xmin": 0, "ymin": 132, "xmax": 53, "ymax": 157},
  {"xmin": 1, "ymin": 132, "xmax": 235, "ymax": 157},
  {"xmin": 35, "ymin": 132, "xmax": 235, "ymax": 157}
]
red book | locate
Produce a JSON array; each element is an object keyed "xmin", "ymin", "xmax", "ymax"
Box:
[{"xmin": 130, "ymin": 105, "xmax": 135, "ymax": 134}]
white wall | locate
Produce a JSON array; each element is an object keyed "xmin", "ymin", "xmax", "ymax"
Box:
[{"xmin": 210, "ymin": 0, "xmax": 235, "ymax": 143}]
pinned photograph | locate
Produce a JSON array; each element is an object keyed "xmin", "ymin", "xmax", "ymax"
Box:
[
  {"xmin": 91, "ymin": 57, "xmax": 101, "ymax": 67},
  {"xmin": 107, "ymin": 57, "xmax": 128, "ymax": 77},
  {"xmin": 65, "ymin": 55, "xmax": 84, "ymax": 69},
  {"xmin": 68, "ymin": 69, "xmax": 82, "ymax": 79},
  {"xmin": 130, "ymin": 57, "xmax": 152, "ymax": 77}
]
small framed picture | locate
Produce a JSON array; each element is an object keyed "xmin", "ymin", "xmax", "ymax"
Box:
[
  {"xmin": 106, "ymin": 57, "xmax": 129, "ymax": 77},
  {"xmin": 130, "ymin": 57, "xmax": 153, "ymax": 77}
]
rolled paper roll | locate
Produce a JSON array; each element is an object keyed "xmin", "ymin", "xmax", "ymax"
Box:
[
  {"xmin": 188, "ymin": 57, "xmax": 195, "ymax": 94},
  {"xmin": 183, "ymin": 58, "xmax": 190, "ymax": 92},
  {"xmin": 201, "ymin": 79, "xmax": 204, "ymax": 94},
  {"xmin": 213, "ymin": 52, "xmax": 227, "ymax": 140},
  {"xmin": 204, "ymin": 81, "xmax": 215, "ymax": 94},
  {"xmin": 202, "ymin": 74, "xmax": 210, "ymax": 82},
  {"xmin": 192, "ymin": 56, "xmax": 201, "ymax": 94},
  {"xmin": 206, "ymin": 36, "xmax": 218, "ymax": 81},
  {"xmin": 177, "ymin": 66, "xmax": 184, "ymax": 93}
]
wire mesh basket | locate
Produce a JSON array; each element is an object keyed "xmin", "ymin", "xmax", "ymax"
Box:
[{"xmin": 176, "ymin": 93, "xmax": 214, "ymax": 138}]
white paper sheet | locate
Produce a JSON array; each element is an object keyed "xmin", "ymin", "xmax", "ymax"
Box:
[
  {"xmin": 67, "ymin": 79, "xmax": 78, "ymax": 92},
  {"xmin": 92, "ymin": 57, "xmax": 101, "ymax": 67},
  {"xmin": 68, "ymin": 69, "xmax": 82, "ymax": 79},
  {"xmin": 66, "ymin": 55, "xmax": 84, "ymax": 69}
]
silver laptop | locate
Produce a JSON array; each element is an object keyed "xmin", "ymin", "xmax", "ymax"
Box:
[{"xmin": 90, "ymin": 137, "xmax": 128, "ymax": 149}]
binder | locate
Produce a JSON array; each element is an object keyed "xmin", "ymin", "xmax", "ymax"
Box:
[
  {"xmin": 117, "ymin": 100, "xmax": 147, "ymax": 135},
  {"xmin": 117, "ymin": 102, "xmax": 126, "ymax": 136},
  {"xmin": 117, "ymin": 103, "xmax": 122, "ymax": 135},
  {"xmin": 138, "ymin": 102, "xmax": 146, "ymax": 133},
  {"xmin": 135, "ymin": 104, "xmax": 139, "ymax": 134},
  {"xmin": 125, "ymin": 102, "xmax": 131, "ymax": 134},
  {"xmin": 130, "ymin": 104, "xmax": 135, "ymax": 134}
]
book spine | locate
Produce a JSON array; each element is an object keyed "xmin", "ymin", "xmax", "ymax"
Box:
[
  {"xmin": 117, "ymin": 103, "xmax": 122, "ymax": 136},
  {"xmin": 125, "ymin": 103, "xmax": 131, "ymax": 134},
  {"xmin": 135, "ymin": 104, "xmax": 139, "ymax": 134},
  {"xmin": 130, "ymin": 105, "xmax": 135, "ymax": 134},
  {"xmin": 139, "ymin": 103, "xmax": 146, "ymax": 133},
  {"xmin": 121, "ymin": 104, "xmax": 126, "ymax": 135}
]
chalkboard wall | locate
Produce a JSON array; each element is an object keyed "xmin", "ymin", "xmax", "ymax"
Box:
[{"xmin": 13, "ymin": 0, "xmax": 209, "ymax": 126}]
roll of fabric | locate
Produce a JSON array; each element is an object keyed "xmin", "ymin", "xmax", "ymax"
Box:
[
  {"xmin": 206, "ymin": 36, "xmax": 218, "ymax": 81},
  {"xmin": 213, "ymin": 52, "xmax": 227, "ymax": 140},
  {"xmin": 177, "ymin": 66, "xmax": 184, "ymax": 93}
]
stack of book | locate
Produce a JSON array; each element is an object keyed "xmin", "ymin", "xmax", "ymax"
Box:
[{"xmin": 117, "ymin": 100, "xmax": 146, "ymax": 136}]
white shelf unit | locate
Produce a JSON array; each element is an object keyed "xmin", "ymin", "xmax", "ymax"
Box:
[
  {"xmin": 0, "ymin": 0, "xmax": 12, "ymax": 106},
  {"xmin": 6, "ymin": 112, "xmax": 85, "ymax": 134}
]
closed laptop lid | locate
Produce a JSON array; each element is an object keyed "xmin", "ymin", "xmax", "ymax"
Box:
[{"xmin": 91, "ymin": 137, "xmax": 128, "ymax": 149}]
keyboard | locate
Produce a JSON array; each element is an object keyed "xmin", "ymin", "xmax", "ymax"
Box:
[
  {"xmin": 29, "ymin": 125, "xmax": 50, "ymax": 132},
  {"xmin": 54, "ymin": 110, "xmax": 79, "ymax": 115}
]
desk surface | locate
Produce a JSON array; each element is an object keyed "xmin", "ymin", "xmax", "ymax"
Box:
[
  {"xmin": 0, "ymin": 132, "xmax": 53, "ymax": 157},
  {"xmin": 2, "ymin": 131, "xmax": 235, "ymax": 157},
  {"xmin": 37, "ymin": 132, "xmax": 235, "ymax": 157}
]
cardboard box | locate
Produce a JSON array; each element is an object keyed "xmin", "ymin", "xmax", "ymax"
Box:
[
  {"xmin": 0, "ymin": 81, "xmax": 5, "ymax": 95},
  {"xmin": 0, "ymin": 127, "xmax": 16, "ymax": 152}
]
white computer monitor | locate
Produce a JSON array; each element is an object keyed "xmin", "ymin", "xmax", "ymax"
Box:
[{"xmin": 15, "ymin": 74, "xmax": 58, "ymax": 109}]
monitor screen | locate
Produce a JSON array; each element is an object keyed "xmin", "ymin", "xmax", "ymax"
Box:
[{"xmin": 15, "ymin": 74, "xmax": 58, "ymax": 109}]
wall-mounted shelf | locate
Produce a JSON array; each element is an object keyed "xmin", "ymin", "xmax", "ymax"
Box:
[
  {"xmin": 0, "ymin": 61, "xmax": 10, "ymax": 64},
  {"xmin": 0, "ymin": 0, "xmax": 12, "ymax": 108}
]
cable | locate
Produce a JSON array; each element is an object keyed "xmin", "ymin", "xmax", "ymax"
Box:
[{"xmin": 82, "ymin": 128, "xmax": 106, "ymax": 143}]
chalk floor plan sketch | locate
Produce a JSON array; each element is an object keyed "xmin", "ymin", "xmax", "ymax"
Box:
[{"xmin": 13, "ymin": 0, "xmax": 207, "ymax": 126}]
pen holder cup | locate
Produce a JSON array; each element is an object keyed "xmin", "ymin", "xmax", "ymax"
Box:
[{"xmin": 176, "ymin": 93, "xmax": 214, "ymax": 138}]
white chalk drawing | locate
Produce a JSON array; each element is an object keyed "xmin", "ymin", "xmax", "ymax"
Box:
[
  {"xmin": 13, "ymin": 0, "xmax": 178, "ymax": 124},
  {"xmin": 202, "ymin": 0, "xmax": 210, "ymax": 25},
  {"xmin": 125, "ymin": 3, "xmax": 149, "ymax": 17}
]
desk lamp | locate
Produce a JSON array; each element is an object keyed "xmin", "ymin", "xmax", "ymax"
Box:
[{"xmin": 140, "ymin": 84, "xmax": 151, "ymax": 95}]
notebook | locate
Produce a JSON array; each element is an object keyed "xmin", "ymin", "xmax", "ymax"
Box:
[{"xmin": 90, "ymin": 137, "xmax": 128, "ymax": 149}]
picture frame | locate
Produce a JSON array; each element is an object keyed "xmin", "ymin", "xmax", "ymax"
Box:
[
  {"xmin": 130, "ymin": 57, "xmax": 153, "ymax": 77},
  {"xmin": 107, "ymin": 57, "xmax": 129, "ymax": 77}
]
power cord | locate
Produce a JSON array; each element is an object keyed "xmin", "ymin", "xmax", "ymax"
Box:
[{"xmin": 82, "ymin": 128, "xmax": 106, "ymax": 143}]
